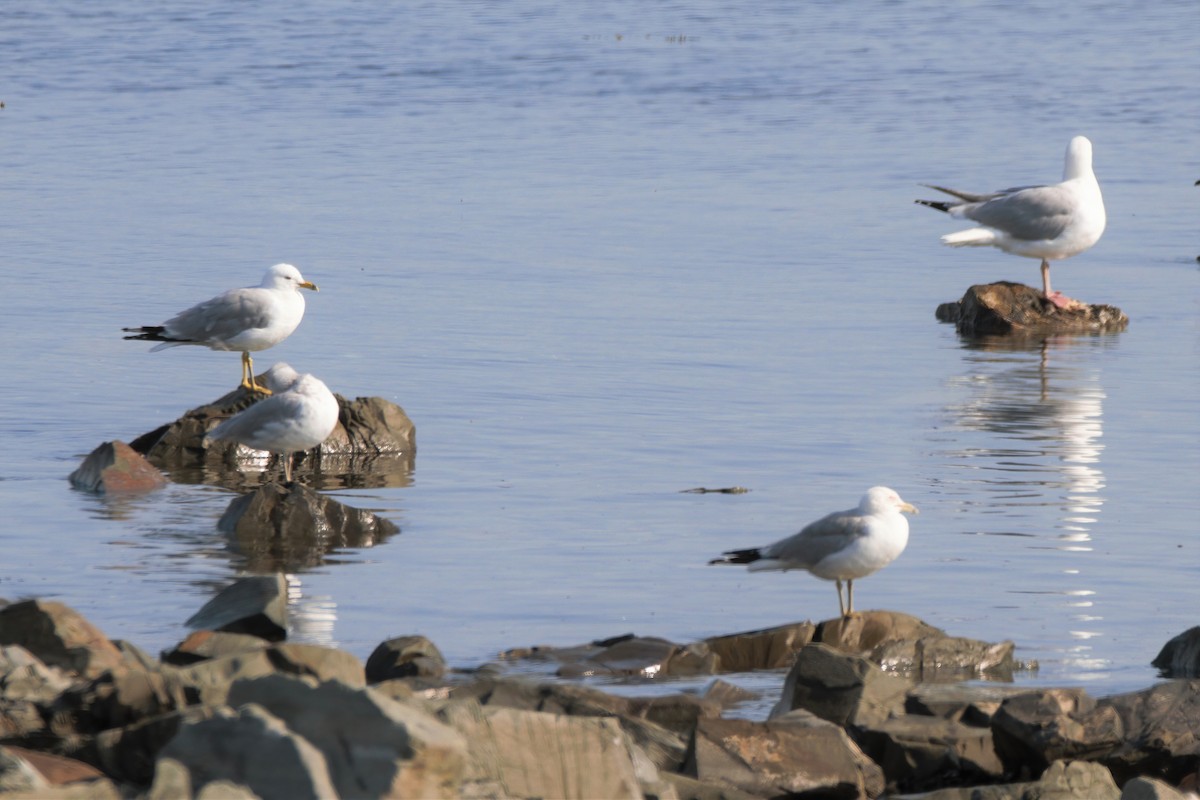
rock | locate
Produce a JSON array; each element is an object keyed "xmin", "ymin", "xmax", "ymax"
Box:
[
  {"xmin": 0, "ymin": 745, "xmax": 104, "ymax": 786},
  {"xmin": 158, "ymin": 703, "xmax": 338, "ymax": 800},
  {"xmin": 129, "ymin": 386, "xmax": 416, "ymax": 489},
  {"xmin": 936, "ymin": 281, "xmax": 1129, "ymax": 336},
  {"xmin": 167, "ymin": 650, "xmax": 280, "ymax": 706},
  {"xmin": 892, "ymin": 759, "xmax": 1120, "ymax": 800},
  {"xmin": 146, "ymin": 756, "xmax": 260, "ymax": 800},
  {"xmin": 443, "ymin": 700, "xmax": 647, "ymax": 800},
  {"xmin": 0, "ymin": 601, "xmax": 125, "ymax": 680},
  {"xmin": 1099, "ymin": 679, "xmax": 1200, "ymax": 785},
  {"xmin": 217, "ymin": 483, "xmax": 399, "ymax": 571},
  {"xmin": 54, "ymin": 663, "xmax": 191, "ymax": 737},
  {"xmin": 1151, "ymin": 626, "xmax": 1200, "ymax": 678},
  {"xmin": 502, "ymin": 633, "xmax": 718, "ymax": 679},
  {"xmin": 1120, "ymin": 776, "xmax": 1191, "ymax": 800},
  {"xmin": 855, "ymin": 714, "xmax": 1004, "ymax": 792},
  {"xmin": 264, "ymin": 644, "xmax": 365, "ymax": 689},
  {"xmin": 0, "ymin": 745, "xmax": 49, "ymax": 793},
  {"xmin": 162, "ymin": 630, "xmax": 272, "ymax": 666},
  {"xmin": 905, "ymin": 683, "xmax": 1034, "ymax": 726},
  {"xmin": 990, "ymin": 688, "xmax": 1123, "ymax": 779},
  {"xmin": 686, "ymin": 716, "xmax": 885, "ymax": 798},
  {"xmin": 366, "ymin": 635, "xmax": 446, "ymax": 682},
  {"xmin": 701, "ymin": 678, "xmax": 759, "ymax": 711},
  {"xmin": 703, "ymin": 620, "xmax": 816, "ymax": 671},
  {"xmin": 770, "ymin": 643, "xmax": 912, "ymax": 728},
  {"xmin": 226, "ymin": 674, "xmax": 466, "ymax": 799},
  {"xmin": 92, "ymin": 704, "xmax": 222, "ymax": 786},
  {"xmin": 659, "ymin": 771, "xmax": 761, "ymax": 800},
  {"xmin": 184, "ymin": 574, "xmax": 288, "ymax": 641},
  {"xmin": 68, "ymin": 440, "xmax": 168, "ymax": 494}
]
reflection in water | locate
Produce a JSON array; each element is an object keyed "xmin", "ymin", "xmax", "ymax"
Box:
[
  {"xmin": 940, "ymin": 333, "xmax": 1116, "ymax": 679},
  {"xmin": 288, "ymin": 573, "xmax": 339, "ymax": 648}
]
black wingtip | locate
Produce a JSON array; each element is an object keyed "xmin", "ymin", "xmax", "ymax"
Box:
[
  {"xmin": 914, "ymin": 199, "xmax": 952, "ymax": 213},
  {"xmin": 710, "ymin": 547, "xmax": 762, "ymax": 566}
]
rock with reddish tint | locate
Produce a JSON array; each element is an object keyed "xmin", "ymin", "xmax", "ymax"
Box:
[
  {"xmin": 686, "ymin": 716, "xmax": 884, "ymax": 798},
  {"xmin": 68, "ymin": 441, "xmax": 167, "ymax": 494},
  {"xmin": 366, "ymin": 635, "xmax": 446, "ymax": 683},
  {"xmin": 703, "ymin": 620, "xmax": 817, "ymax": 671},
  {"xmin": 936, "ymin": 281, "xmax": 1128, "ymax": 337},
  {"xmin": 184, "ymin": 574, "xmax": 288, "ymax": 642},
  {"xmin": 161, "ymin": 630, "xmax": 272, "ymax": 666},
  {"xmin": 1152, "ymin": 626, "xmax": 1200, "ymax": 678},
  {"xmin": 217, "ymin": 482, "xmax": 398, "ymax": 571},
  {"xmin": 0, "ymin": 601, "xmax": 125, "ymax": 680}
]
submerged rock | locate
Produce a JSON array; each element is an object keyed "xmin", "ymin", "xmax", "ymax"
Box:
[
  {"xmin": 68, "ymin": 441, "xmax": 167, "ymax": 494},
  {"xmin": 936, "ymin": 281, "xmax": 1128, "ymax": 336}
]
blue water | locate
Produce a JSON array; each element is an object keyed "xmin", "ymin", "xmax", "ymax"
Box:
[{"xmin": 1, "ymin": 2, "xmax": 1198, "ymax": 707}]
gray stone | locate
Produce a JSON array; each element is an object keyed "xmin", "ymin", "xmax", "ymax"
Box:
[
  {"xmin": 167, "ymin": 650, "xmax": 280, "ymax": 706},
  {"xmin": 856, "ymin": 714, "xmax": 1004, "ymax": 792},
  {"xmin": 68, "ymin": 440, "xmax": 168, "ymax": 494},
  {"xmin": 162, "ymin": 630, "xmax": 272, "ymax": 665},
  {"xmin": 366, "ymin": 635, "xmax": 446, "ymax": 682},
  {"xmin": 770, "ymin": 643, "xmax": 912, "ymax": 727},
  {"xmin": 1098, "ymin": 679, "xmax": 1200, "ymax": 785},
  {"xmin": 1151, "ymin": 626, "xmax": 1200, "ymax": 678},
  {"xmin": 990, "ymin": 688, "xmax": 1122, "ymax": 779},
  {"xmin": 1120, "ymin": 776, "xmax": 1191, "ymax": 800},
  {"xmin": 905, "ymin": 682, "xmax": 1034, "ymax": 726},
  {"xmin": 703, "ymin": 621, "xmax": 816, "ymax": 671},
  {"xmin": 93, "ymin": 704, "xmax": 222, "ymax": 786},
  {"xmin": 264, "ymin": 643, "xmax": 365, "ymax": 688},
  {"xmin": 936, "ymin": 282, "xmax": 1129, "ymax": 336},
  {"xmin": 0, "ymin": 601, "xmax": 125, "ymax": 680},
  {"xmin": 185, "ymin": 574, "xmax": 288, "ymax": 641}
]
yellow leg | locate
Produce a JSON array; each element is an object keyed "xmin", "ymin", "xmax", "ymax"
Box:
[{"xmin": 240, "ymin": 352, "xmax": 272, "ymax": 395}]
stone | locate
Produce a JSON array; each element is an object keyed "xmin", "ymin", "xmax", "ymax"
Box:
[
  {"xmin": 502, "ymin": 633, "xmax": 718, "ymax": 679},
  {"xmin": 54, "ymin": 663, "xmax": 191, "ymax": 737},
  {"xmin": 0, "ymin": 778, "xmax": 123, "ymax": 799},
  {"xmin": 873, "ymin": 635, "xmax": 1016, "ymax": 681},
  {"xmin": 162, "ymin": 630, "xmax": 272, "ymax": 665},
  {"xmin": 68, "ymin": 440, "xmax": 168, "ymax": 494},
  {"xmin": 129, "ymin": 387, "xmax": 416, "ymax": 489},
  {"xmin": 226, "ymin": 674, "xmax": 466, "ymax": 799},
  {"xmin": 443, "ymin": 700, "xmax": 646, "ymax": 800},
  {"xmin": 146, "ymin": 757, "xmax": 261, "ymax": 800},
  {"xmin": 817, "ymin": 611, "xmax": 946, "ymax": 653},
  {"xmin": 905, "ymin": 683, "xmax": 1034, "ymax": 726},
  {"xmin": 0, "ymin": 601, "xmax": 124, "ymax": 680},
  {"xmin": 855, "ymin": 714, "xmax": 1004, "ymax": 792},
  {"xmin": 1098, "ymin": 679, "xmax": 1200, "ymax": 785},
  {"xmin": 92, "ymin": 704, "xmax": 222, "ymax": 786},
  {"xmin": 264, "ymin": 644, "xmax": 365, "ymax": 688},
  {"xmin": 217, "ymin": 483, "xmax": 399, "ymax": 571},
  {"xmin": 686, "ymin": 716, "xmax": 885, "ymax": 798},
  {"xmin": 1120, "ymin": 776, "xmax": 1191, "ymax": 800},
  {"xmin": 990, "ymin": 688, "xmax": 1123, "ymax": 779},
  {"xmin": 702, "ymin": 679, "xmax": 759, "ymax": 711},
  {"xmin": 936, "ymin": 281, "xmax": 1128, "ymax": 337},
  {"xmin": 0, "ymin": 745, "xmax": 104, "ymax": 786},
  {"xmin": 703, "ymin": 620, "xmax": 816, "ymax": 671},
  {"xmin": 770, "ymin": 643, "xmax": 912, "ymax": 728},
  {"xmin": 159, "ymin": 703, "xmax": 338, "ymax": 800},
  {"xmin": 184, "ymin": 574, "xmax": 288, "ymax": 641},
  {"xmin": 0, "ymin": 745, "xmax": 49, "ymax": 792},
  {"xmin": 891, "ymin": 759, "xmax": 1120, "ymax": 800},
  {"xmin": 366, "ymin": 635, "xmax": 446, "ymax": 682},
  {"xmin": 167, "ymin": 650, "xmax": 280, "ymax": 706},
  {"xmin": 1151, "ymin": 626, "xmax": 1200, "ymax": 678}
]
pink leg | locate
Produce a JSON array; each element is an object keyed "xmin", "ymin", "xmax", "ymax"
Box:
[{"xmin": 1041, "ymin": 260, "xmax": 1073, "ymax": 309}]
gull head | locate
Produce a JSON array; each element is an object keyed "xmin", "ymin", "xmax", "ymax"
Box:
[
  {"xmin": 1063, "ymin": 136, "xmax": 1095, "ymax": 181},
  {"xmin": 860, "ymin": 486, "xmax": 919, "ymax": 516},
  {"xmin": 261, "ymin": 362, "xmax": 302, "ymax": 394},
  {"xmin": 263, "ymin": 263, "xmax": 319, "ymax": 292}
]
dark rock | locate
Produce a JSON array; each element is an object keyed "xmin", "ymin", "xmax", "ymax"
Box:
[
  {"xmin": 366, "ymin": 635, "xmax": 446, "ymax": 682},
  {"xmin": 217, "ymin": 483, "xmax": 398, "ymax": 572},
  {"xmin": 68, "ymin": 440, "xmax": 167, "ymax": 494},
  {"xmin": 161, "ymin": 630, "xmax": 272, "ymax": 666},
  {"xmin": 501, "ymin": 634, "xmax": 718, "ymax": 679},
  {"xmin": 1151, "ymin": 626, "xmax": 1200, "ymax": 678},
  {"xmin": 184, "ymin": 574, "xmax": 287, "ymax": 641},
  {"xmin": 686, "ymin": 716, "xmax": 885, "ymax": 798},
  {"xmin": 129, "ymin": 384, "xmax": 416, "ymax": 490},
  {"xmin": 936, "ymin": 281, "xmax": 1128, "ymax": 336},
  {"xmin": 659, "ymin": 771, "xmax": 762, "ymax": 800},
  {"xmin": 1098, "ymin": 679, "xmax": 1200, "ymax": 786},
  {"xmin": 53, "ymin": 663, "xmax": 191, "ymax": 737},
  {"xmin": 990, "ymin": 688, "xmax": 1123, "ymax": 779},
  {"xmin": 855, "ymin": 714, "xmax": 1003, "ymax": 792},
  {"xmin": 0, "ymin": 601, "xmax": 125, "ymax": 680},
  {"xmin": 703, "ymin": 620, "xmax": 816, "ymax": 671},
  {"xmin": 92, "ymin": 704, "xmax": 221, "ymax": 786},
  {"xmin": 891, "ymin": 759, "xmax": 1120, "ymax": 800},
  {"xmin": 1120, "ymin": 776, "xmax": 1191, "ymax": 800},
  {"xmin": 770, "ymin": 643, "xmax": 911, "ymax": 728},
  {"xmin": 702, "ymin": 678, "xmax": 759, "ymax": 711},
  {"xmin": 905, "ymin": 683, "xmax": 1034, "ymax": 726}
]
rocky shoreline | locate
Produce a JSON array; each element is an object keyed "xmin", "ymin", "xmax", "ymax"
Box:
[{"xmin": 1, "ymin": 576, "xmax": 1198, "ymax": 799}]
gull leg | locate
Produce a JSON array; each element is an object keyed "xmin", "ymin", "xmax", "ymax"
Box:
[
  {"xmin": 241, "ymin": 352, "xmax": 272, "ymax": 395},
  {"xmin": 847, "ymin": 580, "xmax": 855, "ymax": 615},
  {"xmin": 1041, "ymin": 260, "xmax": 1073, "ymax": 309},
  {"xmin": 836, "ymin": 579, "xmax": 846, "ymax": 617},
  {"xmin": 283, "ymin": 452, "xmax": 294, "ymax": 484}
]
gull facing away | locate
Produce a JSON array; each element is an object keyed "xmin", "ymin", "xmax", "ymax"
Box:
[
  {"xmin": 709, "ymin": 486, "xmax": 918, "ymax": 617},
  {"xmin": 123, "ymin": 263, "xmax": 318, "ymax": 395},
  {"xmin": 204, "ymin": 364, "xmax": 340, "ymax": 483},
  {"xmin": 916, "ymin": 136, "xmax": 1106, "ymax": 308}
]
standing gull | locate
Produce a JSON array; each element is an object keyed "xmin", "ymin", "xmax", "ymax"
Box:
[
  {"xmin": 204, "ymin": 363, "xmax": 340, "ymax": 483},
  {"xmin": 124, "ymin": 263, "xmax": 318, "ymax": 394},
  {"xmin": 916, "ymin": 136, "xmax": 1106, "ymax": 308},
  {"xmin": 709, "ymin": 486, "xmax": 918, "ymax": 617}
]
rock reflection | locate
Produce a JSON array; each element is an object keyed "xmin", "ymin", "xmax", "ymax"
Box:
[{"xmin": 940, "ymin": 333, "xmax": 1116, "ymax": 679}]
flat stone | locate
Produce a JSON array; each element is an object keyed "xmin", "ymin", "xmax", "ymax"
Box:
[
  {"xmin": 184, "ymin": 574, "xmax": 288, "ymax": 641},
  {"xmin": 936, "ymin": 281, "xmax": 1128, "ymax": 336},
  {"xmin": 703, "ymin": 621, "xmax": 817, "ymax": 671},
  {"xmin": 68, "ymin": 440, "xmax": 168, "ymax": 494}
]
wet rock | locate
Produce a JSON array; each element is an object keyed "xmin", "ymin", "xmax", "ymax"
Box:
[
  {"xmin": 129, "ymin": 385, "xmax": 416, "ymax": 489},
  {"xmin": 227, "ymin": 674, "xmax": 466, "ymax": 799},
  {"xmin": 68, "ymin": 441, "xmax": 168, "ymax": 494},
  {"xmin": 0, "ymin": 601, "xmax": 125, "ymax": 680},
  {"xmin": 1151, "ymin": 626, "xmax": 1200, "ymax": 678},
  {"xmin": 855, "ymin": 715, "xmax": 1003, "ymax": 792},
  {"xmin": 703, "ymin": 621, "xmax": 816, "ymax": 671},
  {"xmin": 936, "ymin": 281, "xmax": 1129, "ymax": 337},
  {"xmin": 770, "ymin": 643, "xmax": 912, "ymax": 728},
  {"xmin": 1120, "ymin": 776, "xmax": 1191, "ymax": 800},
  {"xmin": 1099, "ymin": 679, "xmax": 1200, "ymax": 785},
  {"xmin": 161, "ymin": 630, "xmax": 272, "ymax": 666},
  {"xmin": 503, "ymin": 633, "xmax": 718, "ymax": 679},
  {"xmin": 989, "ymin": 687, "xmax": 1123, "ymax": 779},
  {"xmin": 686, "ymin": 716, "xmax": 885, "ymax": 798},
  {"xmin": 442, "ymin": 700, "xmax": 647, "ymax": 800},
  {"xmin": 158, "ymin": 704, "xmax": 338, "ymax": 800},
  {"xmin": 701, "ymin": 678, "xmax": 759, "ymax": 711},
  {"xmin": 366, "ymin": 635, "xmax": 446, "ymax": 682},
  {"xmin": 217, "ymin": 482, "xmax": 398, "ymax": 571},
  {"xmin": 184, "ymin": 574, "xmax": 287, "ymax": 642}
]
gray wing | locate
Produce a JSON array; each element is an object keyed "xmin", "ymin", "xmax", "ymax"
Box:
[
  {"xmin": 963, "ymin": 184, "xmax": 1074, "ymax": 241},
  {"xmin": 163, "ymin": 287, "xmax": 273, "ymax": 344},
  {"xmin": 762, "ymin": 509, "xmax": 869, "ymax": 567},
  {"xmin": 206, "ymin": 393, "xmax": 304, "ymax": 450}
]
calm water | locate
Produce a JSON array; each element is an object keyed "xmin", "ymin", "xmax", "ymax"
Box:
[{"xmin": 2, "ymin": 2, "xmax": 1198, "ymax": 709}]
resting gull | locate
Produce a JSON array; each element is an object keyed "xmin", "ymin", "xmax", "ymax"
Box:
[
  {"xmin": 709, "ymin": 486, "xmax": 918, "ymax": 617},
  {"xmin": 124, "ymin": 263, "xmax": 318, "ymax": 394},
  {"xmin": 916, "ymin": 136, "xmax": 1106, "ymax": 308}
]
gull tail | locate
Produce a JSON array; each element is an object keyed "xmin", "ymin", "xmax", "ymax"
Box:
[
  {"xmin": 122, "ymin": 326, "xmax": 189, "ymax": 351},
  {"xmin": 940, "ymin": 228, "xmax": 997, "ymax": 248},
  {"xmin": 709, "ymin": 547, "xmax": 762, "ymax": 566}
]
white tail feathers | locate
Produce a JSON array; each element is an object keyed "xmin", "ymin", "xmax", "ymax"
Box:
[{"xmin": 941, "ymin": 228, "xmax": 997, "ymax": 248}]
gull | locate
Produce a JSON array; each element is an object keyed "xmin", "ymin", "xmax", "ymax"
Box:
[
  {"xmin": 709, "ymin": 486, "xmax": 918, "ymax": 617},
  {"xmin": 916, "ymin": 136, "xmax": 1106, "ymax": 308},
  {"xmin": 124, "ymin": 263, "xmax": 318, "ymax": 394},
  {"xmin": 204, "ymin": 364, "xmax": 340, "ymax": 483}
]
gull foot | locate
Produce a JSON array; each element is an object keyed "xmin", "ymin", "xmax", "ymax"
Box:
[
  {"xmin": 1044, "ymin": 291, "xmax": 1086, "ymax": 311},
  {"xmin": 241, "ymin": 380, "xmax": 273, "ymax": 396}
]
